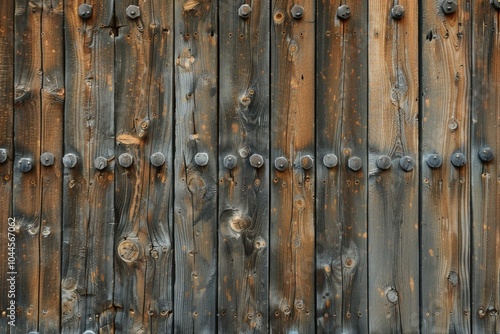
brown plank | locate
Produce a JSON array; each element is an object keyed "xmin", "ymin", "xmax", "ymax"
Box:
[
  {"xmin": 367, "ymin": 0, "xmax": 420, "ymax": 332},
  {"xmin": 420, "ymin": 0, "xmax": 471, "ymax": 332},
  {"xmin": 0, "ymin": 1, "xmax": 14, "ymax": 332},
  {"xmin": 174, "ymin": 0, "xmax": 218, "ymax": 332},
  {"xmin": 270, "ymin": 1, "xmax": 315, "ymax": 333},
  {"xmin": 114, "ymin": 0, "xmax": 174, "ymax": 332},
  {"xmin": 316, "ymin": 0, "xmax": 368, "ymax": 332},
  {"xmin": 62, "ymin": 0, "xmax": 115, "ymax": 332},
  {"xmin": 471, "ymin": 1, "xmax": 500, "ymax": 332},
  {"xmin": 218, "ymin": 1, "xmax": 270, "ymax": 333}
]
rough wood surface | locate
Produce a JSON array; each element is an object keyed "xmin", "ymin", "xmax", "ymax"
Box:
[
  {"xmin": 420, "ymin": 0, "xmax": 471, "ymax": 332},
  {"xmin": 270, "ymin": 1, "xmax": 315, "ymax": 332},
  {"xmin": 316, "ymin": 0, "xmax": 368, "ymax": 332},
  {"xmin": 174, "ymin": 0, "xmax": 218, "ymax": 332},
  {"xmin": 471, "ymin": 1, "xmax": 500, "ymax": 333},
  {"xmin": 218, "ymin": 1, "xmax": 270, "ymax": 332},
  {"xmin": 62, "ymin": 0, "xmax": 115, "ymax": 332},
  {"xmin": 368, "ymin": 0, "xmax": 419, "ymax": 332}
]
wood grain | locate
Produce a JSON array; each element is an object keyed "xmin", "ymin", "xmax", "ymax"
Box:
[
  {"xmin": 421, "ymin": 0, "xmax": 471, "ymax": 332},
  {"xmin": 174, "ymin": 0, "xmax": 218, "ymax": 332},
  {"xmin": 270, "ymin": 1, "xmax": 315, "ymax": 332},
  {"xmin": 316, "ymin": 0, "xmax": 368, "ymax": 332},
  {"xmin": 471, "ymin": 1, "xmax": 500, "ymax": 333},
  {"xmin": 367, "ymin": 0, "xmax": 419, "ymax": 332},
  {"xmin": 218, "ymin": 1, "xmax": 270, "ymax": 332}
]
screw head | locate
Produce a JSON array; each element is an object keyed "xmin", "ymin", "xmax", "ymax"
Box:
[
  {"xmin": 291, "ymin": 5, "xmax": 304, "ymax": 19},
  {"xmin": 492, "ymin": 0, "xmax": 500, "ymax": 10},
  {"xmin": 94, "ymin": 156, "xmax": 108, "ymax": 170},
  {"xmin": 223, "ymin": 155, "xmax": 238, "ymax": 170},
  {"xmin": 118, "ymin": 153, "xmax": 134, "ymax": 168},
  {"xmin": 40, "ymin": 152, "xmax": 55, "ymax": 167},
  {"xmin": 426, "ymin": 154, "xmax": 443, "ymax": 168},
  {"xmin": 399, "ymin": 156, "xmax": 415, "ymax": 172},
  {"xmin": 194, "ymin": 152, "xmax": 209, "ymax": 166},
  {"xmin": 18, "ymin": 158, "xmax": 33, "ymax": 173},
  {"xmin": 323, "ymin": 153, "xmax": 338, "ymax": 168},
  {"xmin": 78, "ymin": 4, "xmax": 92, "ymax": 19},
  {"xmin": 150, "ymin": 152, "xmax": 166, "ymax": 167},
  {"xmin": 376, "ymin": 155, "xmax": 392, "ymax": 170},
  {"xmin": 126, "ymin": 5, "xmax": 140, "ymax": 19},
  {"xmin": 238, "ymin": 4, "xmax": 252, "ymax": 18},
  {"xmin": 249, "ymin": 154, "xmax": 264, "ymax": 168},
  {"xmin": 391, "ymin": 5, "xmax": 405, "ymax": 19},
  {"xmin": 337, "ymin": 5, "xmax": 350, "ymax": 20},
  {"xmin": 300, "ymin": 155, "xmax": 314, "ymax": 170},
  {"xmin": 274, "ymin": 156, "xmax": 288, "ymax": 171},
  {"xmin": 0, "ymin": 148, "xmax": 7, "ymax": 164},
  {"xmin": 441, "ymin": 0, "xmax": 458, "ymax": 14},
  {"xmin": 451, "ymin": 152, "xmax": 467, "ymax": 167},
  {"xmin": 63, "ymin": 153, "xmax": 78, "ymax": 168},
  {"xmin": 478, "ymin": 147, "xmax": 494, "ymax": 162},
  {"xmin": 348, "ymin": 156, "xmax": 362, "ymax": 171}
]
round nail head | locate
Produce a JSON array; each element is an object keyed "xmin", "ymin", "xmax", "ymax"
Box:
[
  {"xmin": 399, "ymin": 156, "xmax": 415, "ymax": 172},
  {"xmin": 337, "ymin": 5, "xmax": 350, "ymax": 20},
  {"xmin": 442, "ymin": 0, "xmax": 458, "ymax": 14},
  {"xmin": 376, "ymin": 155, "xmax": 392, "ymax": 170},
  {"xmin": 150, "ymin": 152, "xmax": 166, "ymax": 167},
  {"xmin": 126, "ymin": 5, "xmax": 140, "ymax": 19},
  {"xmin": 118, "ymin": 153, "xmax": 133, "ymax": 168},
  {"xmin": 426, "ymin": 154, "xmax": 443, "ymax": 168},
  {"xmin": 391, "ymin": 5, "xmax": 405, "ymax": 19},
  {"xmin": 451, "ymin": 152, "xmax": 466, "ymax": 167},
  {"xmin": 19, "ymin": 158, "xmax": 33, "ymax": 173},
  {"xmin": 78, "ymin": 4, "xmax": 92, "ymax": 19},
  {"xmin": 238, "ymin": 4, "xmax": 252, "ymax": 18},
  {"xmin": 40, "ymin": 152, "xmax": 55, "ymax": 167},
  {"xmin": 478, "ymin": 147, "xmax": 494, "ymax": 162},
  {"xmin": 249, "ymin": 154, "xmax": 264, "ymax": 168},
  {"xmin": 323, "ymin": 153, "xmax": 338, "ymax": 168},
  {"xmin": 348, "ymin": 156, "xmax": 362, "ymax": 171},
  {"xmin": 0, "ymin": 148, "xmax": 7, "ymax": 164},
  {"xmin": 194, "ymin": 152, "xmax": 209, "ymax": 166},
  {"xmin": 291, "ymin": 5, "xmax": 304, "ymax": 19},
  {"xmin": 63, "ymin": 153, "xmax": 78, "ymax": 168},
  {"xmin": 94, "ymin": 156, "xmax": 108, "ymax": 170},
  {"xmin": 275, "ymin": 157, "xmax": 288, "ymax": 171},
  {"xmin": 224, "ymin": 155, "xmax": 238, "ymax": 170}
]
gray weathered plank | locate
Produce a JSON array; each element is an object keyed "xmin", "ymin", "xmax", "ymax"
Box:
[
  {"xmin": 420, "ymin": 0, "xmax": 471, "ymax": 332},
  {"xmin": 270, "ymin": 1, "xmax": 315, "ymax": 333},
  {"xmin": 174, "ymin": 0, "xmax": 218, "ymax": 332},
  {"xmin": 471, "ymin": 1, "xmax": 500, "ymax": 333},
  {"xmin": 218, "ymin": 0, "xmax": 270, "ymax": 332},
  {"xmin": 316, "ymin": 0, "xmax": 368, "ymax": 332},
  {"xmin": 62, "ymin": 0, "xmax": 115, "ymax": 332}
]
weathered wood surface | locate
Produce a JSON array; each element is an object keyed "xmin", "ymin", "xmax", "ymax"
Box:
[
  {"xmin": 0, "ymin": 1, "xmax": 14, "ymax": 332},
  {"xmin": 471, "ymin": 1, "xmax": 500, "ymax": 333},
  {"xmin": 368, "ymin": 0, "xmax": 420, "ymax": 332},
  {"xmin": 270, "ymin": 1, "xmax": 315, "ymax": 333},
  {"xmin": 421, "ymin": 0, "xmax": 471, "ymax": 332},
  {"xmin": 218, "ymin": 0, "xmax": 270, "ymax": 333},
  {"xmin": 174, "ymin": 0, "xmax": 218, "ymax": 332},
  {"xmin": 316, "ymin": 0, "xmax": 368, "ymax": 333},
  {"xmin": 62, "ymin": 0, "xmax": 115, "ymax": 332},
  {"xmin": 114, "ymin": 1, "xmax": 174, "ymax": 332}
]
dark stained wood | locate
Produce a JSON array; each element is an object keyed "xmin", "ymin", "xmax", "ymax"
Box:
[
  {"xmin": 420, "ymin": 0, "xmax": 471, "ymax": 332},
  {"xmin": 0, "ymin": 1, "xmax": 14, "ymax": 332},
  {"xmin": 62, "ymin": 0, "xmax": 115, "ymax": 332},
  {"xmin": 270, "ymin": 1, "xmax": 315, "ymax": 332},
  {"xmin": 367, "ymin": 0, "xmax": 420, "ymax": 332},
  {"xmin": 316, "ymin": 0, "xmax": 368, "ymax": 332},
  {"xmin": 471, "ymin": 1, "xmax": 500, "ymax": 332},
  {"xmin": 174, "ymin": 0, "xmax": 218, "ymax": 332},
  {"xmin": 114, "ymin": 0, "xmax": 174, "ymax": 332},
  {"xmin": 218, "ymin": 1, "xmax": 270, "ymax": 332}
]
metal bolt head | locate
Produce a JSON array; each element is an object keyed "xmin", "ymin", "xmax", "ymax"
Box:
[
  {"xmin": 78, "ymin": 4, "xmax": 92, "ymax": 19},
  {"xmin": 386, "ymin": 288, "xmax": 399, "ymax": 304},
  {"xmin": 83, "ymin": 331, "xmax": 96, "ymax": 334},
  {"xmin": 291, "ymin": 5, "xmax": 304, "ymax": 19},
  {"xmin": 348, "ymin": 156, "xmax": 362, "ymax": 171},
  {"xmin": 223, "ymin": 155, "xmax": 238, "ymax": 170},
  {"xmin": 126, "ymin": 5, "xmax": 140, "ymax": 19},
  {"xmin": 249, "ymin": 154, "xmax": 264, "ymax": 168},
  {"xmin": 274, "ymin": 156, "xmax": 288, "ymax": 171},
  {"xmin": 63, "ymin": 153, "xmax": 78, "ymax": 168},
  {"xmin": 300, "ymin": 155, "xmax": 314, "ymax": 170},
  {"xmin": 391, "ymin": 5, "xmax": 405, "ymax": 19},
  {"xmin": 337, "ymin": 5, "xmax": 350, "ymax": 20},
  {"xmin": 18, "ymin": 158, "xmax": 33, "ymax": 173},
  {"xmin": 451, "ymin": 152, "xmax": 466, "ymax": 167},
  {"xmin": 478, "ymin": 147, "xmax": 494, "ymax": 162},
  {"xmin": 150, "ymin": 152, "xmax": 166, "ymax": 167},
  {"xmin": 426, "ymin": 154, "xmax": 443, "ymax": 168},
  {"xmin": 118, "ymin": 153, "xmax": 134, "ymax": 168},
  {"xmin": 194, "ymin": 152, "xmax": 209, "ymax": 166},
  {"xmin": 492, "ymin": 0, "xmax": 500, "ymax": 10},
  {"xmin": 40, "ymin": 152, "xmax": 55, "ymax": 167},
  {"xmin": 238, "ymin": 4, "xmax": 252, "ymax": 18},
  {"xmin": 399, "ymin": 156, "xmax": 415, "ymax": 172},
  {"xmin": 442, "ymin": 0, "xmax": 458, "ymax": 14},
  {"xmin": 323, "ymin": 153, "xmax": 338, "ymax": 168},
  {"xmin": 376, "ymin": 155, "xmax": 392, "ymax": 170},
  {"xmin": 0, "ymin": 148, "xmax": 7, "ymax": 163},
  {"xmin": 94, "ymin": 156, "xmax": 108, "ymax": 170}
]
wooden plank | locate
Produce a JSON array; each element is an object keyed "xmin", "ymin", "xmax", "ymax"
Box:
[
  {"xmin": 420, "ymin": 0, "xmax": 471, "ymax": 332},
  {"xmin": 0, "ymin": 1, "xmax": 14, "ymax": 332},
  {"xmin": 367, "ymin": 0, "xmax": 419, "ymax": 332},
  {"xmin": 270, "ymin": 1, "xmax": 315, "ymax": 333},
  {"xmin": 471, "ymin": 1, "xmax": 500, "ymax": 332},
  {"xmin": 316, "ymin": 0, "xmax": 368, "ymax": 332},
  {"xmin": 39, "ymin": 0, "xmax": 64, "ymax": 332},
  {"xmin": 114, "ymin": 0, "xmax": 174, "ymax": 332},
  {"xmin": 62, "ymin": 0, "xmax": 115, "ymax": 332},
  {"xmin": 174, "ymin": 0, "xmax": 218, "ymax": 332},
  {"xmin": 218, "ymin": 1, "xmax": 270, "ymax": 333},
  {"xmin": 13, "ymin": 0, "xmax": 43, "ymax": 331}
]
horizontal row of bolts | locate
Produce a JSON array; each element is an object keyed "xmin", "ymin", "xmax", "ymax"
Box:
[
  {"xmin": 0, "ymin": 148, "xmax": 493, "ymax": 172},
  {"xmin": 78, "ymin": 1, "xmax": 500, "ymax": 21}
]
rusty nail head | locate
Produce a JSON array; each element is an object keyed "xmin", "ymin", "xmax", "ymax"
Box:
[
  {"xmin": 426, "ymin": 154, "xmax": 443, "ymax": 168},
  {"xmin": 291, "ymin": 5, "xmax": 304, "ymax": 19},
  {"xmin": 337, "ymin": 5, "xmax": 350, "ymax": 20},
  {"xmin": 376, "ymin": 155, "xmax": 392, "ymax": 170},
  {"xmin": 451, "ymin": 152, "xmax": 466, "ymax": 167},
  {"xmin": 492, "ymin": 0, "xmax": 500, "ymax": 10},
  {"xmin": 478, "ymin": 147, "xmax": 494, "ymax": 162},
  {"xmin": 323, "ymin": 153, "xmax": 338, "ymax": 168},
  {"xmin": 18, "ymin": 158, "xmax": 33, "ymax": 173},
  {"xmin": 399, "ymin": 156, "xmax": 415, "ymax": 172},
  {"xmin": 442, "ymin": 0, "xmax": 458, "ymax": 14},
  {"xmin": 126, "ymin": 5, "xmax": 140, "ymax": 19},
  {"xmin": 78, "ymin": 4, "xmax": 92, "ymax": 19},
  {"xmin": 194, "ymin": 152, "xmax": 209, "ymax": 166},
  {"xmin": 391, "ymin": 5, "xmax": 405, "ymax": 19},
  {"xmin": 63, "ymin": 153, "xmax": 78, "ymax": 168},
  {"xmin": 224, "ymin": 155, "xmax": 238, "ymax": 170},
  {"xmin": 118, "ymin": 153, "xmax": 133, "ymax": 168},
  {"xmin": 238, "ymin": 4, "xmax": 252, "ymax": 18},
  {"xmin": 40, "ymin": 152, "xmax": 55, "ymax": 167},
  {"xmin": 249, "ymin": 154, "xmax": 264, "ymax": 168},
  {"xmin": 300, "ymin": 155, "xmax": 314, "ymax": 170},
  {"xmin": 0, "ymin": 148, "xmax": 7, "ymax": 163},
  {"xmin": 94, "ymin": 156, "xmax": 108, "ymax": 170},
  {"xmin": 150, "ymin": 152, "xmax": 166, "ymax": 167},
  {"xmin": 275, "ymin": 157, "xmax": 288, "ymax": 171},
  {"xmin": 348, "ymin": 156, "xmax": 362, "ymax": 171}
]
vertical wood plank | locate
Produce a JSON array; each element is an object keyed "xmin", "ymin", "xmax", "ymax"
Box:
[
  {"xmin": 270, "ymin": 1, "xmax": 315, "ymax": 333},
  {"xmin": 174, "ymin": 0, "xmax": 218, "ymax": 332},
  {"xmin": 420, "ymin": 0, "xmax": 471, "ymax": 332},
  {"xmin": 471, "ymin": 2, "xmax": 500, "ymax": 333},
  {"xmin": 218, "ymin": 0, "xmax": 270, "ymax": 332},
  {"xmin": 39, "ymin": 0, "xmax": 64, "ymax": 332},
  {"xmin": 316, "ymin": 0, "xmax": 368, "ymax": 332},
  {"xmin": 368, "ymin": 0, "xmax": 419, "ymax": 332},
  {"xmin": 13, "ymin": 0, "xmax": 42, "ymax": 331},
  {"xmin": 62, "ymin": 0, "xmax": 115, "ymax": 332},
  {"xmin": 0, "ymin": 1, "xmax": 14, "ymax": 332}
]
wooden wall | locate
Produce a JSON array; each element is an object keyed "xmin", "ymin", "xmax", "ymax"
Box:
[{"xmin": 0, "ymin": 1, "xmax": 499, "ymax": 333}]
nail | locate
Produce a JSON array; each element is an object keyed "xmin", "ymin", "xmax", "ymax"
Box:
[
  {"xmin": 376, "ymin": 155, "xmax": 392, "ymax": 170},
  {"xmin": 323, "ymin": 153, "xmax": 338, "ymax": 168},
  {"xmin": 391, "ymin": 5, "xmax": 405, "ymax": 19},
  {"xmin": 194, "ymin": 152, "xmax": 209, "ymax": 166},
  {"xmin": 118, "ymin": 153, "xmax": 133, "ymax": 168},
  {"xmin": 150, "ymin": 152, "xmax": 166, "ymax": 167},
  {"xmin": 63, "ymin": 153, "xmax": 78, "ymax": 168},
  {"xmin": 348, "ymin": 156, "xmax": 362, "ymax": 171},
  {"xmin": 78, "ymin": 4, "xmax": 92, "ymax": 19},
  {"xmin": 478, "ymin": 147, "xmax": 494, "ymax": 162},
  {"xmin": 451, "ymin": 152, "xmax": 466, "ymax": 167},
  {"xmin": 399, "ymin": 156, "xmax": 415, "ymax": 172},
  {"xmin": 291, "ymin": 5, "xmax": 304, "ymax": 19}
]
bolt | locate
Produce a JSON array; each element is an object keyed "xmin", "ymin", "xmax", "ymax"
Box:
[
  {"xmin": 391, "ymin": 5, "xmax": 405, "ymax": 19},
  {"xmin": 348, "ymin": 156, "xmax": 362, "ymax": 171},
  {"xmin": 300, "ymin": 155, "xmax": 314, "ymax": 170},
  {"xmin": 118, "ymin": 153, "xmax": 134, "ymax": 168},
  {"xmin": 274, "ymin": 157, "xmax": 288, "ymax": 171},
  {"xmin": 249, "ymin": 154, "xmax": 264, "ymax": 168},
  {"xmin": 78, "ymin": 4, "xmax": 92, "ymax": 19},
  {"xmin": 126, "ymin": 5, "xmax": 140, "ymax": 19},
  {"xmin": 399, "ymin": 156, "xmax": 415, "ymax": 172},
  {"xmin": 18, "ymin": 158, "xmax": 33, "ymax": 173},
  {"xmin": 376, "ymin": 155, "xmax": 392, "ymax": 170},
  {"xmin": 337, "ymin": 5, "xmax": 350, "ymax": 20},
  {"xmin": 323, "ymin": 153, "xmax": 338, "ymax": 168},
  {"xmin": 63, "ymin": 153, "xmax": 78, "ymax": 168},
  {"xmin": 426, "ymin": 154, "xmax": 443, "ymax": 168},
  {"xmin": 223, "ymin": 155, "xmax": 237, "ymax": 170},
  {"xmin": 194, "ymin": 152, "xmax": 209, "ymax": 166},
  {"xmin": 492, "ymin": 0, "xmax": 500, "ymax": 10},
  {"xmin": 40, "ymin": 152, "xmax": 55, "ymax": 167},
  {"xmin": 451, "ymin": 152, "xmax": 466, "ymax": 167},
  {"xmin": 94, "ymin": 156, "xmax": 108, "ymax": 170},
  {"xmin": 291, "ymin": 5, "xmax": 304, "ymax": 19},
  {"xmin": 238, "ymin": 4, "xmax": 252, "ymax": 18},
  {"xmin": 0, "ymin": 148, "xmax": 8, "ymax": 163},
  {"xmin": 442, "ymin": 0, "xmax": 458, "ymax": 14},
  {"xmin": 478, "ymin": 147, "xmax": 494, "ymax": 162},
  {"xmin": 150, "ymin": 152, "xmax": 166, "ymax": 167}
]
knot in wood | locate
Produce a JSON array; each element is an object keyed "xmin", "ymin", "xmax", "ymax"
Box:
[
  {"xmin": 117, "ymin": 240, "xmax": 140, "ymax": 263},
  {"xmin": 229, "ymin": 216, "xmax": 251, "ymax": 233},
  {"xmin": 448, "ymin": 271, "xmax": 459, "ymax": 286}
]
